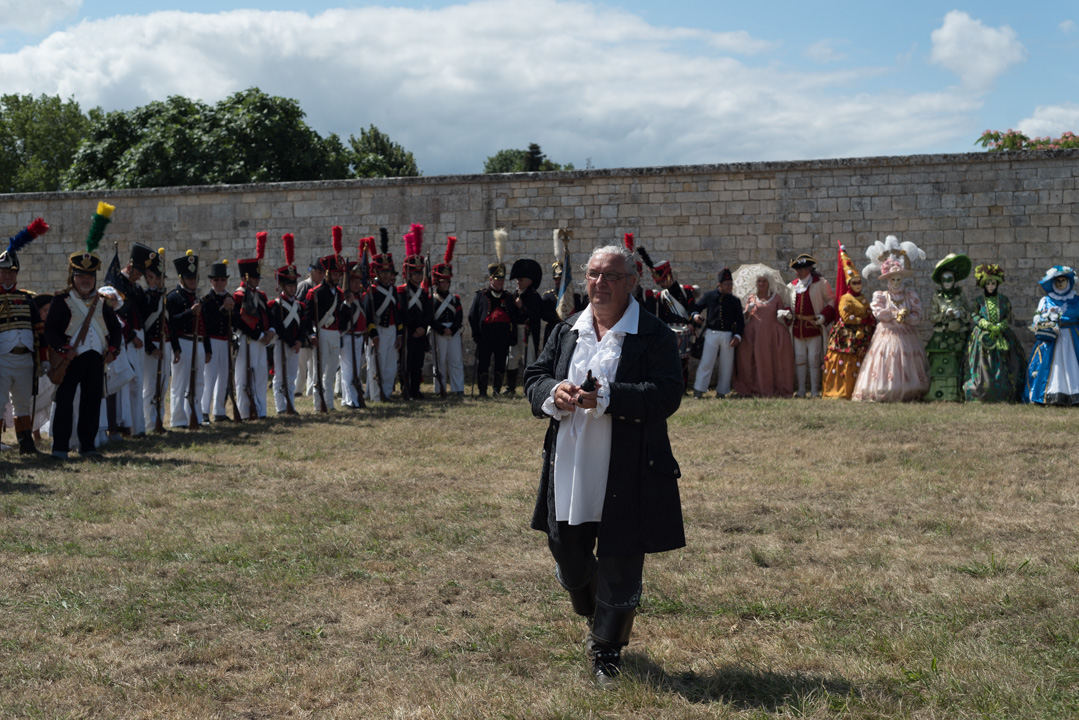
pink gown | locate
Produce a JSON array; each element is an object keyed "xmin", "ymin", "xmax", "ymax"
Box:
[
  {"xmin": 851, "ymin": 289, "xmax": 930, "ymax": 402},
  {"xmin": 732, "ymin": 292, "xmax": 794, "ymax": 397}
]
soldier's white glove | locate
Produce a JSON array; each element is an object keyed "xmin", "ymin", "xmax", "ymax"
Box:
[
  {"xmin": 813, "ymin": 314, "xmax": 825, "ymax": 326},
  {"xmin": 777, "ymin": 309, "xmax": 791, "ymax": 319}
]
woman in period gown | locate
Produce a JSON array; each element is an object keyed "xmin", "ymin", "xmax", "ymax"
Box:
[
  {"xmin": 731, "ymin": 272, "xmax": 794, "ymax": 397},
  {"xmin": 1025, "ymin": 265, "xmax": 1079, "ymax": 406},
  {"xmin": 963, "ymin": 264, "xmax": 1025, "ymax": 402},
  {"xmin": 852, "ymin": 256, "xmax": 930, "ymax": 403},
  {"xmin": 823, "ymin": 246, "xmax": 876, "ymax": 399},
  {"xmin": 925, "ymin": 254, "xmax": 972, "ymax": 401}
]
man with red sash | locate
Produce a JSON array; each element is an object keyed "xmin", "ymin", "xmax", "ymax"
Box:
[{"xmin": 787, "ymin": 253, "xmax": 837, "ymax": 398}]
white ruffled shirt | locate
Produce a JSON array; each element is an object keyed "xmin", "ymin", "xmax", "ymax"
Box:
[{"xmin": 542, "ymin": 297, "xmax": 640, "ymax": 525}]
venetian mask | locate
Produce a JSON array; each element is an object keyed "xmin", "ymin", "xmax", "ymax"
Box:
[
  {"xmin": 887, "ymin": 276, "xmax": 903, "ymax": 293},
  {"xmin": 984, "ymin": 280, "xmax": 998, "ymax": 295},
  {"xmin": 940, "ymin": 271, "xmax": 955, "ymax": 290}
]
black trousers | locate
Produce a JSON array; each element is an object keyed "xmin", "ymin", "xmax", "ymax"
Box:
[
  {"xmin": 52, "ymin": 351, "xmax": 105, "ymax": 454},
  {"xmin": 404, "ymin": 334, "xmax": 427, "ymax": 395},
  {"xmin": 476, "ymin": 324, "xmax": 512, "ymax": 384},
  {"xmin": 548, "ymin": 521, "xmax": 644, "ymax": 610}
]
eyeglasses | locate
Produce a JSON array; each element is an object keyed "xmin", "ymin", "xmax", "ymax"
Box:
[{"xmin": 585, "ymin": 270, "xmax": 629, "ymax": 283}]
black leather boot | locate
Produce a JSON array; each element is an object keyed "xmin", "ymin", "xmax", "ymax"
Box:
[
  {"xmin": 17, "ymin": 430, "xmax": 43, "ymax": 456},
  {"xmin": 477, "ymin": 373, "xmax": 489, "ymax": 397},
  {"xmin": 492, "ymin": 372, "xmax": 504, "ymax": 396},
  {"xmin": 588, "ymin": 604, "xmax": 636, "ymax": 686},
  {"xmin": 504, "ymin": 368, "xmax": 518, "ymax": 396}
]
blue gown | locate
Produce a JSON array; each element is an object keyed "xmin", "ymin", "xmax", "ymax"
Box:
[{"xmin": 1025, "ymin": 293, "xmax": 1079, "ymax": 405}]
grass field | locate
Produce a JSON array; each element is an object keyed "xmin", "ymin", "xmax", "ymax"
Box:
[{"xmin": 2, "ymin": 391, "xmax": 1078, "ymax": 719}]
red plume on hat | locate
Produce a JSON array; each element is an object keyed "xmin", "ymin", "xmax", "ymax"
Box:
[
  {"xmin": 403, "ymin": 231, "xmax": 416, "ymax": 257},
  {"xmin": 444, "ymin": 236, "xmax": 457, "ymax": 264},
  {"xmin": 332, "ymin": 226, "xmax": 343, "ymax": 256},
  {"xmin": 283, "ymin": 233, "xmax": 295, "ymax": 267},
  {"xmin": 256, "ymin": 231, "xmax": 267, "ymax": 261},
  {"xmin": 623, "ymin": 233, "xmax": 635, "ymax": 253},
  {"xmin": 410, "ymin": 223, "xmax": 424, "ymax": 256}
]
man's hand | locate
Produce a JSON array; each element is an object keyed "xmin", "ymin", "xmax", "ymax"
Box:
[
  {"xmin": 223, "ymin": 297, "xmax": 235, "ymax": 312},
  {"xmin": 260, "ymin": 330, "xmax": 276, "ymax": 346},
  {"xmin": 730, "ymin": 336, "xmax": 741, "ymax": 347},
  {"xmin": 191, "ymin": 301, "xmax": 201, "ymax": 315},
  {"xmin": 133, "ymin": 336, "xmax": 144, "ymax": 349},
  {"xmin": 173, "ymin": 351, "xmax": 181, "ymax": 364},
  {"xmin": 205, "ymin": 352, "xmax": 212, "ymax": 364},
  {"xmin": 411, "ymin": 327, "xmax": 425, "ymax": 339},
  {"xmin": 394, "ymin": 337, "xmax": 403, "ymax": 351},
  {"xmin": 151, "ymin": 348, "xmax": 163, "ymax": 360}
]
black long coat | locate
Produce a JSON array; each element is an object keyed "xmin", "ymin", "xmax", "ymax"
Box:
[{"xmin": 523, "ymin": 306, "xmax": 686, "ymax": 557}]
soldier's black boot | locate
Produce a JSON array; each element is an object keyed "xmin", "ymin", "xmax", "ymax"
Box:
[
  {"xmin": 588, "ymin": 604, "xmax": 636, "ymax": 687},
  {"xmin": 477, "ymin": 373, "xmax": 489, "ymax": 397},
  {"xmin": 560, "ymin": 567, "xmax": 598, "ymax": 652},
  {"xmin": 504, "ymin": 369, "xmax": 518, "ymax": 396},
  {"xmin": 15, "ymin": 417, "xmax": 43, "ymax": 456},
  {"xmin": 492, "ymin": 372, "xmax": 504, "ymax": 396}
]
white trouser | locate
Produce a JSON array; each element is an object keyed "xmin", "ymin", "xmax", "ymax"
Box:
[
  {"xmin": 693, "ymin": 329, "xmax": 735, "ymax": 395},
  {"xmin": 273, "ymin": 340, "xmax": 300, "ymax": 413},
  {"xmin": 296, "ymin": 345, "xmax": 313, "ymax": 396},
  {"xmin": 505, "ymin": 325, "xmax": 538, "ymax": 372},
  {"xmin": 143, "ymin": 345, "xmax": 171, "ymax": 430},
  {"xmin": 116, "ymin": 330, "xmax": 145, "ymax": 434},
  {"xmin": 235, "ymin": 335, "xmax": 269, "ymax": 418},
  {"xmin": 170, "ymin": 338, "xmax": 205, "ymax": 427},
  {"xmin": 432, "ymin": 330, "xmax": 465, "ymax": 394},
  {"xmin": 0, "ymin": 351, "xmax": 34, "ymax": 417},
  {"xmin": 366, "ymin": 326, "xmax": 398, "ymax": 402},
  {"xmin": 310, "ymin": 329, "xmax": 340, "ymax": 411},
  {"xmin": 339, "ymin": 333, "xmax": 365, "ymax": 408},
  {"xmin": 201, "ymin": 337, "xmax": 230, "ymax": 419},
  {"xmin": 794, "ymin": 335, "xmax": 824, "ymax": 396}
]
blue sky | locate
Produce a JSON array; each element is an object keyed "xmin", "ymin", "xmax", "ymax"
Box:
[{"xmin": 1, "ymin": 0, "xmax": 1076, "ymax": 176}]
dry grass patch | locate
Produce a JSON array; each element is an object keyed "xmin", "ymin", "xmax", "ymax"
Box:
[{"xmin": 1, "ymin": 393, "xmax": 1078, "ymax": 718}]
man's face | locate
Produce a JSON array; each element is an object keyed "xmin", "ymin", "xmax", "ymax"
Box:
[
  {"xmin": 328, "ymin": 271, "xmax": 343, "ymax": 287},
  {"xmin": 409, "ymin": 270, "xmax": 423, "ymax": 287},
  {"xmin": 73, "ymin": 273, "xmax": 96, "ymax": 295},
  {"xmin": 37, "ymin": 302, "xmax": 51, "ymax": 322},
  {"xmin": 211, "ymin": 277, "xmax": 229, "ymax": 294},
  {"xmin": 436, "ymin": 278, "xmax": 451, "ymax": 294},
  {"xmin": 586, "ymin": 254, "xmax": 633, "ymax": 312},
  {"xmin": 656, "ymin": 274, "xmax": 673, "ymax": 290},
  {"xmin": 516, "ymin": 277, "xmax": 532, "ymax": 292},
  {"xmin": 125, "ymin": 264, "xmax": 144, "ymax": 283},
  {"xmin": 246, "ymin": 276, "xmax": 260, "ymax": 290},
  {"xmin": 181, "ymin": 276, "xmax": 198, "ymax": 291},
  {"xmin": 719, "ymin": 280, "xmax": 734, "ymax": 295},
  {"xmin": 349, "ymin": 276, "xmax": 364, "ymax": 294},
  {"xmin": 377, "ymin": 269, "xmax": 395, "ymax": 286},
  {"xmin": 795, "ymin": 266, "xmax": 812, "ymax": 281},
  {"xmin": 490, "ymin": 277, "xmax": 505, "ymax": 292},
  {"xmin": 282, "ymin": 282, "xmax": 297, "ymax": 298},
  {"xmin": 0, "ymin": 268, "xmax": 17, "ymax": 288},
  {"xmin": 144, "ymin": 270, "xmax": 162, "ymax": 289},
  {"xmin": 311, "ymin": 269, "xmax": 325, "ymax": 285}
]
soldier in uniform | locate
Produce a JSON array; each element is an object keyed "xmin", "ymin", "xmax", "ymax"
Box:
[
  {"xmin": 364, "ymin": 229, "xmax": 402, "ymax": 402},
  {"xmin": 233, "ymin": 234, "xmax": 275, "ymax": 419},
  {"xmin": 468, "ymin": 229, "xmax": 515, "ymax": 397},
  {"xmin": 305, "ymin": 227, "xmax": 346, "ymax": 412},
  {"xmin": 45, "ymin": 203, "xmax": 123, "ymax": 459},
  {"xmin": 166, "ymin": 250, "xmax": 212, "ymax": 428},
  {"xmin": 111, "ymin": 243, "xmax": 154, "ymax": 438},
  {"xmin": 691, "ymin": 267, "xmax": 745, "ymax": 398},
  {"xmin": 398, "ymin": 224, "xmax": 431, "ymax": 399},
  {"xmin": 506, "ymin": 257, "xmax": 543, "ymax": 396},
  {"xmin": 430, "ymin": 235, "xmax": 465, "ymax": 396},
  {"xmin": 142, "ymin": 250, "xmax": 170, "ymax": 431},
  {"xmin": 787, "ymin": 253, "xmax": 836, "ymax": 398},
  {"xmin": 0, "ymin": 218, "xmax": 49, "ymax": 455},
  {"xmin": 269, "ymin": 233, "xmax": 307, "ymax": 415},
  {"xmin": 340, "ymin": 250, "xmax": 368, "ymax": 409},
  {"xmin": 295, "ymin": 259, "xmax": 324, "ymax": 397},
  {"xmin": 637, "ymin": 245, "xmax": 696, "ymax": 385},
  {"xmin": 201, "ymin": 258, "xmax": 236, "ymax": 421}
]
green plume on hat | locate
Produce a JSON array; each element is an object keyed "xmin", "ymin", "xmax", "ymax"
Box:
[{"xmin": 85, "ymin": 201, "xmax": 115, "ymax": 254}]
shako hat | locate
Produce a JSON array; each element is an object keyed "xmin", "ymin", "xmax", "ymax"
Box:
[
  {"xmin": 402, "ymin": 224, "xmax": 425, "ymax": 275},
  {"xmin": 69, "ymin": 202, "xmax": 114, "ymax": 275},
  {"xmin": 623, "ymin": 232, "xmax": 643, "ymax": 276},
  {"xmin": 237, "ymin": 231, "xmax": 267, "ymax": 280},
  {"xmin": 636, "ymin": 244, "xmax": 670, "ymax": 283},
  {"xmin": 433, "ymin": 235, "xmax": 457, "ymax": 281},
  {"xmin": 1, "ymin": 217, "xmax": 49, "ymax": 272},
  {"xmin": 173, "ymin": 249, "xmax": 199, "ymax": 279},
  {"xmin": 319, "ymin": 226, "xmax": 346, "ymax": 273},
  {"xmin": 372, "ymin": 228, "xmax": 395, "ymax": 275},
  {"xmin": 276, "ymin": 233, "xmax": 299, "ymax": 284},
  {"xmin": 718, "ymin": 267, "xmax": 733, "ymax": 283},
  {"xmin": 488, "ymin": 228, "xmax": 507, "ymax": 278}
]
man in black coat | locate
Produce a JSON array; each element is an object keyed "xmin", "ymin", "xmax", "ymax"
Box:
[
  {"xmin": 691, "ymin": 267, "xmax": 745, "ymax": 398},
  {"xmin": 523, "ymin": 243, "xmax": 684, "ymax": 685}
]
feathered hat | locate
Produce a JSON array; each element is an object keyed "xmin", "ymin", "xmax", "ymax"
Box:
[
  {"xmin": 974, "ymin": 263, "xmax": 1005, "ymax": 289},
  {"xmin": 637, "ymin": 244, "xmax": 670, "ymax": 283},
  {"xmin": 623, "ymin": 232, "xmax": 643, "ymax": 276},
  {"xmin": 862, "ymin": 234, "xmax": 925, "ymax": 280},
  {"xmin": 69, "ymin": 202, "xmax": 114, "ymax": 275},
  {"xmin": 489, "ymin": 228, "xmax": 507, "ymax": 279},
  {"xmin": 403, "ymin": 223, "xmax": 425, "ymax": 275},
  {"xmin": 276, "ymin": 233, "xmax": 300, "ymax": 284},
  {"xmin": 237, "ymin": 231, "xmax": 266, "ymax": 280},
  {"xmin": 319, "ymin": 226, "xmax": 346, "ymax": 273},
  {"xmin": 1, "ymin": 217, "xmax": 49, "ymax": 272},
  {"xmin": 433, "ymin": 235, "xmax": 457, "ymax": 281},
  {"xmin": 351, "ymin": 236, "xmax": 374, "ymax": 279},
  {"xmin": 372, "ymin": 227, "xmax": 395, "ymax": 275},
  {"xmin": 1038, "ymin": 265, "xmax": 1075, "ymax": 294}
]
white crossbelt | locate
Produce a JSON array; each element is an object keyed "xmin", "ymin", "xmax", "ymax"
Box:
[
  {"xmin": 407, "ymin": 285, "xmax": 424, "ymax": 310},
  {"xmin": 375, "ymin": 285, "xmax": 395, "ymax": 319},
  {"xmin": 279, "ymin": 297, "xmax": 301, "ymax": 328},
  {"xmin": 660, "ymin": 289, "xmax": 689, "ymax": 320},
  {"xmin": 318, "ymin": 288, "xmax": 338, "ymax": 329}
]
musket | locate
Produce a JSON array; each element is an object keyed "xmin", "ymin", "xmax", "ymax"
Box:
[
  {"xmin": 187, "ymin": 278, "xmax": 201, "ymax": 430},
  {"xmin": 426, "ymin": 250, "xmax": 446, "ymax": 398},
  {"xmin": 312, "ymin": 282, "xmax": 327, "ymax": 413},
  {"xmin": 226, "ymin": 308, "xmax": 243, "ymax": 422}
]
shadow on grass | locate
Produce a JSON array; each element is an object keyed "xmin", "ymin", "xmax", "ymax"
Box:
[{"xmin": 625, "ymin": 654, "xmax": 857, "ymax": 710}]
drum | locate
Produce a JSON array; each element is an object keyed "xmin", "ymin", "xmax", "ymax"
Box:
[{"xmin": 670, "ymin": 323, "xmax": 692, "ymax": 359}]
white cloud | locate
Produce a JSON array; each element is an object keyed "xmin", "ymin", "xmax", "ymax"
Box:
[
  {"xmin": 0, "ymin": 0, "xmax": 80, "ymax": 34},
  {"xmin": 806, "ymin": 40, "xmax": 846, "ymax": 63},
  {"xmin": 930, "ymin": 11, "xmax": 1026, "ymax": 91},
  {"xmin": 0, "ymin": 1, "xmax": 993, "ymax": 173},
  {"xmin": 1017, "ymin": 104, "xmax": 1079, "ymax": 139},
  {"xmin": 1061, "ymin": 20, "xmax": 1075, "ymax": 34}
]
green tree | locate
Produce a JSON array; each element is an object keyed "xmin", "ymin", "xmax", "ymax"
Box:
[
  {"xmin": 347, "ymin": 125, "xmax": 420, "ymax": 178},
  {"xmin": 0, "ymin": 94, "xmax": 93, "ymax": 193},
  {"xmin": 65, "ymin": 88, "xmax": 358, "ymax": 189},
  {"xmin": 483, "ymin": 142, "xmax": 573, "ymax": 173}
]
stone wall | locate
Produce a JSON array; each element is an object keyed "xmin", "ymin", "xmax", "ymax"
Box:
[{"xmin": 2, "ymin": 149, "xmax": 1077, "ymax": 344}]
